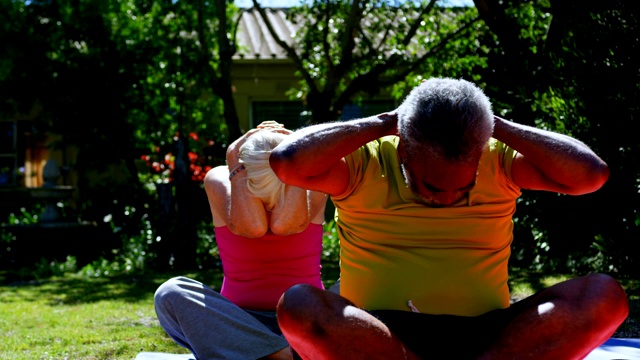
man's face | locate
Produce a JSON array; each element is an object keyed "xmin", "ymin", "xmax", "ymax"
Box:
[{"xmin": 400, "ymin": 151, "xmax": 479, "ymax": 207}]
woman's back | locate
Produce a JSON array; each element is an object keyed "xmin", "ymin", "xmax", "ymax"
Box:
[
  {"xmin": 203, "ymin": 122, "xmax": 328, "ymax": 309},
  {"xmin": 215, "ymin": 224, "xmax": 324, "ymax": 310}
]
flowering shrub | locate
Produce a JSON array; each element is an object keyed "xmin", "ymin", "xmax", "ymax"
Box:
[{"xmin": 138, "ymin": 132, "xmax": 221, "ymax": 185}]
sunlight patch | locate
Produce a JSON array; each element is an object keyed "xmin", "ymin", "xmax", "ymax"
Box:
[{"xmin": 537, "ymin": 302, "xmax": 555, "ymax": 315}]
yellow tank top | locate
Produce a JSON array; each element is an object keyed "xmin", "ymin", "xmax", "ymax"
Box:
[{"xmin": 332, "ymin": 136, "xmax": 521, "ymax": 316}]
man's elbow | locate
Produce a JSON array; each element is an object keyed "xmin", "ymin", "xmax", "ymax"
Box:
[
  {"xmin": 589, "ymin": 162, "xmax": 610, "ymax": 192},
  {"xmin": 269, "ymin": 147, "xmax": 296, "ymax": 183},
  {"xmin": 570, "ymin": 162, "xmax": 610, "ymax": 195}
]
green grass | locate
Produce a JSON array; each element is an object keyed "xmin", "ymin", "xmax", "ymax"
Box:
[
  {"xmin": 0, "ymin": 267, "xmax": 636, "ymax": 359},
  {"xmin": 0, "ymin": 271, "xmax": 202, "ymax": 360}
]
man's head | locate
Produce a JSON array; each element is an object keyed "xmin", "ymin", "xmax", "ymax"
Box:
[{"xmin": 397, "ymin": 77, "xmax": 494, "ymax": 206}]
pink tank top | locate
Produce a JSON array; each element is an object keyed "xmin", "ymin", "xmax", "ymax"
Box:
[{"xmin": 215, "ymin": 223, "xmax": 325, "ymax": 310}]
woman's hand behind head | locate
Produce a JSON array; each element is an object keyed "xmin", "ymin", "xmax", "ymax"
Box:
[
  {"xmin": 257, "ymin": 121, "xmax": 292, "ymax": 136},
  {"xmin": 256, "ymin": 120, "xmax": 284, "ymax": 129}
]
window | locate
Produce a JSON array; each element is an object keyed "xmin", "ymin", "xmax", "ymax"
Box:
[
  {"xmin": 251, "ymin": 101, "xmax": 307, "ymax": 130},
  {"xmin": 251, "ymin": 99, "xmax": 397, "ymax": 130},
  {"xmin": 0, "ymin": 121, "xmax": 17, "ymax": 186},
  {"xmin": 340, "ymin": 100, "xmax": 396, "ymax": 120}
]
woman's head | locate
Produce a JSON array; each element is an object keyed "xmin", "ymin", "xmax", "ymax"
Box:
[{"xmin": 239, "ymin": 129, "xmax": 289, "ymax": 210}]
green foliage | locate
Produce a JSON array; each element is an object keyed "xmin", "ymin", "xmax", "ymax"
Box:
[
  {"xmin": 195, "ymin": 219, "xmax": 221, "ymax": 269},
  {"xmin": 478, "ymin": 0, "xmax": 640, "ymax": 276},
  {"xmin": 322, "ymin": 219, "xmax": 340, "ymax": 264},
  {"xmin": 0, "ymin": 255, "xmax": 78, "ymax": 281},
  {"xmin": 256, "ymin": 0, "xmax": 489, "ymax": 122},
  {"xmin": 320, "ymin": 220, "xmax": 341, "ymax": 287},
  {"xmin": 5, "ymin": 205, "xmax": 46, "ymax": 225},
  {"xmin": 0, "ymin": 1, "xmax": 233, "ymax": 259},
  {"xmin": 112, "ymin": 0, "xmax": 231, "ymax": 149},
  {"xmin": 31, "ymin": 256, "xmax": 79, "ymax": 278},
  {"xmin": 80, "ymin": 207, "xmax": 157, "ymax": 277}
]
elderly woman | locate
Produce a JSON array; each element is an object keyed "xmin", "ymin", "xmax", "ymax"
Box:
[{"xmin": 154, "ymin": 121, "xmax": 328, "ymax": 360}]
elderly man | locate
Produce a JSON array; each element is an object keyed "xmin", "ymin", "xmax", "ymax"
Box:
[{"xmin": 269, "ymin": 77, "xmax": 628, "ymax": 359}]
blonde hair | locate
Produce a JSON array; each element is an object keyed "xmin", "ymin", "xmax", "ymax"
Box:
[{"xmin": 239, "ymin": 130, "xmax": 288, "ymax": 210}]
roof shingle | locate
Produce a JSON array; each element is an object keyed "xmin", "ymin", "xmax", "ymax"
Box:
[{"xmin": 235, "ymin": 8, "xmax": 298, "ymax": 60}]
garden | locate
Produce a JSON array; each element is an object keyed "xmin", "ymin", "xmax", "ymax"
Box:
[{"xmin": 0, "ymin": 0, "xmax": 638, "ymax": 358}]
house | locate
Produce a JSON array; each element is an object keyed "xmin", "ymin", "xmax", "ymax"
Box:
[
  {"xmin": 232, "ymin": 7, "xmax": 395, "ymax": 131},
  {"xmin": 232, "ymin": 7, "xmax": 308, "ymax": 131}
]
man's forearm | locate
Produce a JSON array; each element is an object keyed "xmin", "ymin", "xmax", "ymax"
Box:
[
  {"xmin": 492, "ymin": 116, "xmax": 609, "ymax": 194},
  {"xmin": 271, "ymin": 114, "xmax": 396, "ymax": 178}
]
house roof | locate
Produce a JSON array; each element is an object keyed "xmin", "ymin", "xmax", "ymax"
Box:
[
  {"xmin": 234, "ymin": 8, "xmax": 299, "ymax": 61},
  {"xmin": 233, "ymin": 5, "xmax": 469, "ymax": 61}
]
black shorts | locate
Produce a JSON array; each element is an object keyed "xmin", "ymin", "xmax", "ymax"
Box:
[{"xmin": 368, "ymin": 308, "xmax": 512, "ymax": 359}]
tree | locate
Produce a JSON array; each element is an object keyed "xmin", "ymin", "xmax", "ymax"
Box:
[
  {"xmin": 197, "ymin": 0, "xmax": 243, "ymax": 142},
  {"xmin": 0, "ymin": 0, "xmax": 232, "ymax": 270},
  {"xmin": 252, "ymin": 0, "xmax": 489, "ymax": 123},
  {"xmin": 119, "ymin": 0, "xmax": 233, "ymax": 149},
  {"xmin": 473, "ymin": 0, "xmax": 640, "ymax": 275},
  {"xmin": 0, "ymin": 0, "xmax": 153, "ymax": 209},
  {"xmin": 541, "ymin": 0, "xmax": 639, "ymax": 276},
  {"xmin": 114, "ymin": 0, "xmax": 241, "ymax": 269}
]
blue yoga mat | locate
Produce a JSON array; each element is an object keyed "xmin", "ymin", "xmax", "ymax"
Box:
[
  {"xmin": 583, "ymin": 338, "xmax": 640, "ymax": 359},
  {"xmin": 135, "ymin": 337, "xmax": 640, "ymax": 359}
]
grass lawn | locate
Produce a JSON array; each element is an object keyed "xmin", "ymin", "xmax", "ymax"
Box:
[
  {"xmin": 0, "ymin": 266, "xmax": 637, "ymax": 360},
  {"xmin": 0, "ymin": 270, "xmax": 196, "ymax": 360}
]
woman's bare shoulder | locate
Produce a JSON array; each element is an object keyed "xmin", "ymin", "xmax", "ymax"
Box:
[
  {"xmin": 204, "ymin": 166, "xmax": 229, "ymax": 189},
  {"xmin": 204, "ymin": 166, "xmax": 231, "ymax": 226}
]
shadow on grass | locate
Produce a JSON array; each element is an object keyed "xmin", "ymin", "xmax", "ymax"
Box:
[
  {"xmin": 508, "ymin": 267, "xmax": 548, "ymax": 294},
  {"xmin": 3, "ymin": 262, "xmax": 635, "ymax": 338},
  {"xmin": 0, "ymin": 269, "xmax": 225, "ymax": 305},
  {"xmin": 0, "ymin": 260, "xmax": 341, "ymax": 307},
  {"xmin": 508, "ymin": 267, "xmax": 640, "ymax": 298}
]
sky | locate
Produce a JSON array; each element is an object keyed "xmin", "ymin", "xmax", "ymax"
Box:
[{"xmin": 235, "ymin": 0, "xmax": 474, "ymax": 8}]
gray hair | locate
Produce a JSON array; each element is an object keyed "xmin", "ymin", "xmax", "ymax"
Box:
[
  {"xmin": 239, "ymin": 130, "xmax": 288, "ymax": 210},
  {"xmin": 397, "ymin": 78, "xmax": 494, "ymax": 163}
]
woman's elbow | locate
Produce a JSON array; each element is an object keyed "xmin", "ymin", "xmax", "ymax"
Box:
[
  {"xmin": 270, "ymin": 218, "xmax": 309, "ymax": 236},
  {"xmin": 227, "ymin": 222, "xmax": 268, "ymax": 238}
]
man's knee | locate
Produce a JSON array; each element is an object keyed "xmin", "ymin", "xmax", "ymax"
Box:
[
  {"xmin": 277, "ymin": 284, "xmax": 338, "ymax": 337},
  {"xmin": 582, "ymin": 273, "xmax": 629, "ymax": 319},
  {"xmin": 277, "ymin": 284, "xmax": 322, "ymax": 317}
]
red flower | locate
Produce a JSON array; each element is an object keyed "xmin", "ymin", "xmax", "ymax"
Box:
[{"xmin": 140, "ymin": 131, "xmax": 218, "ymax": 184}]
